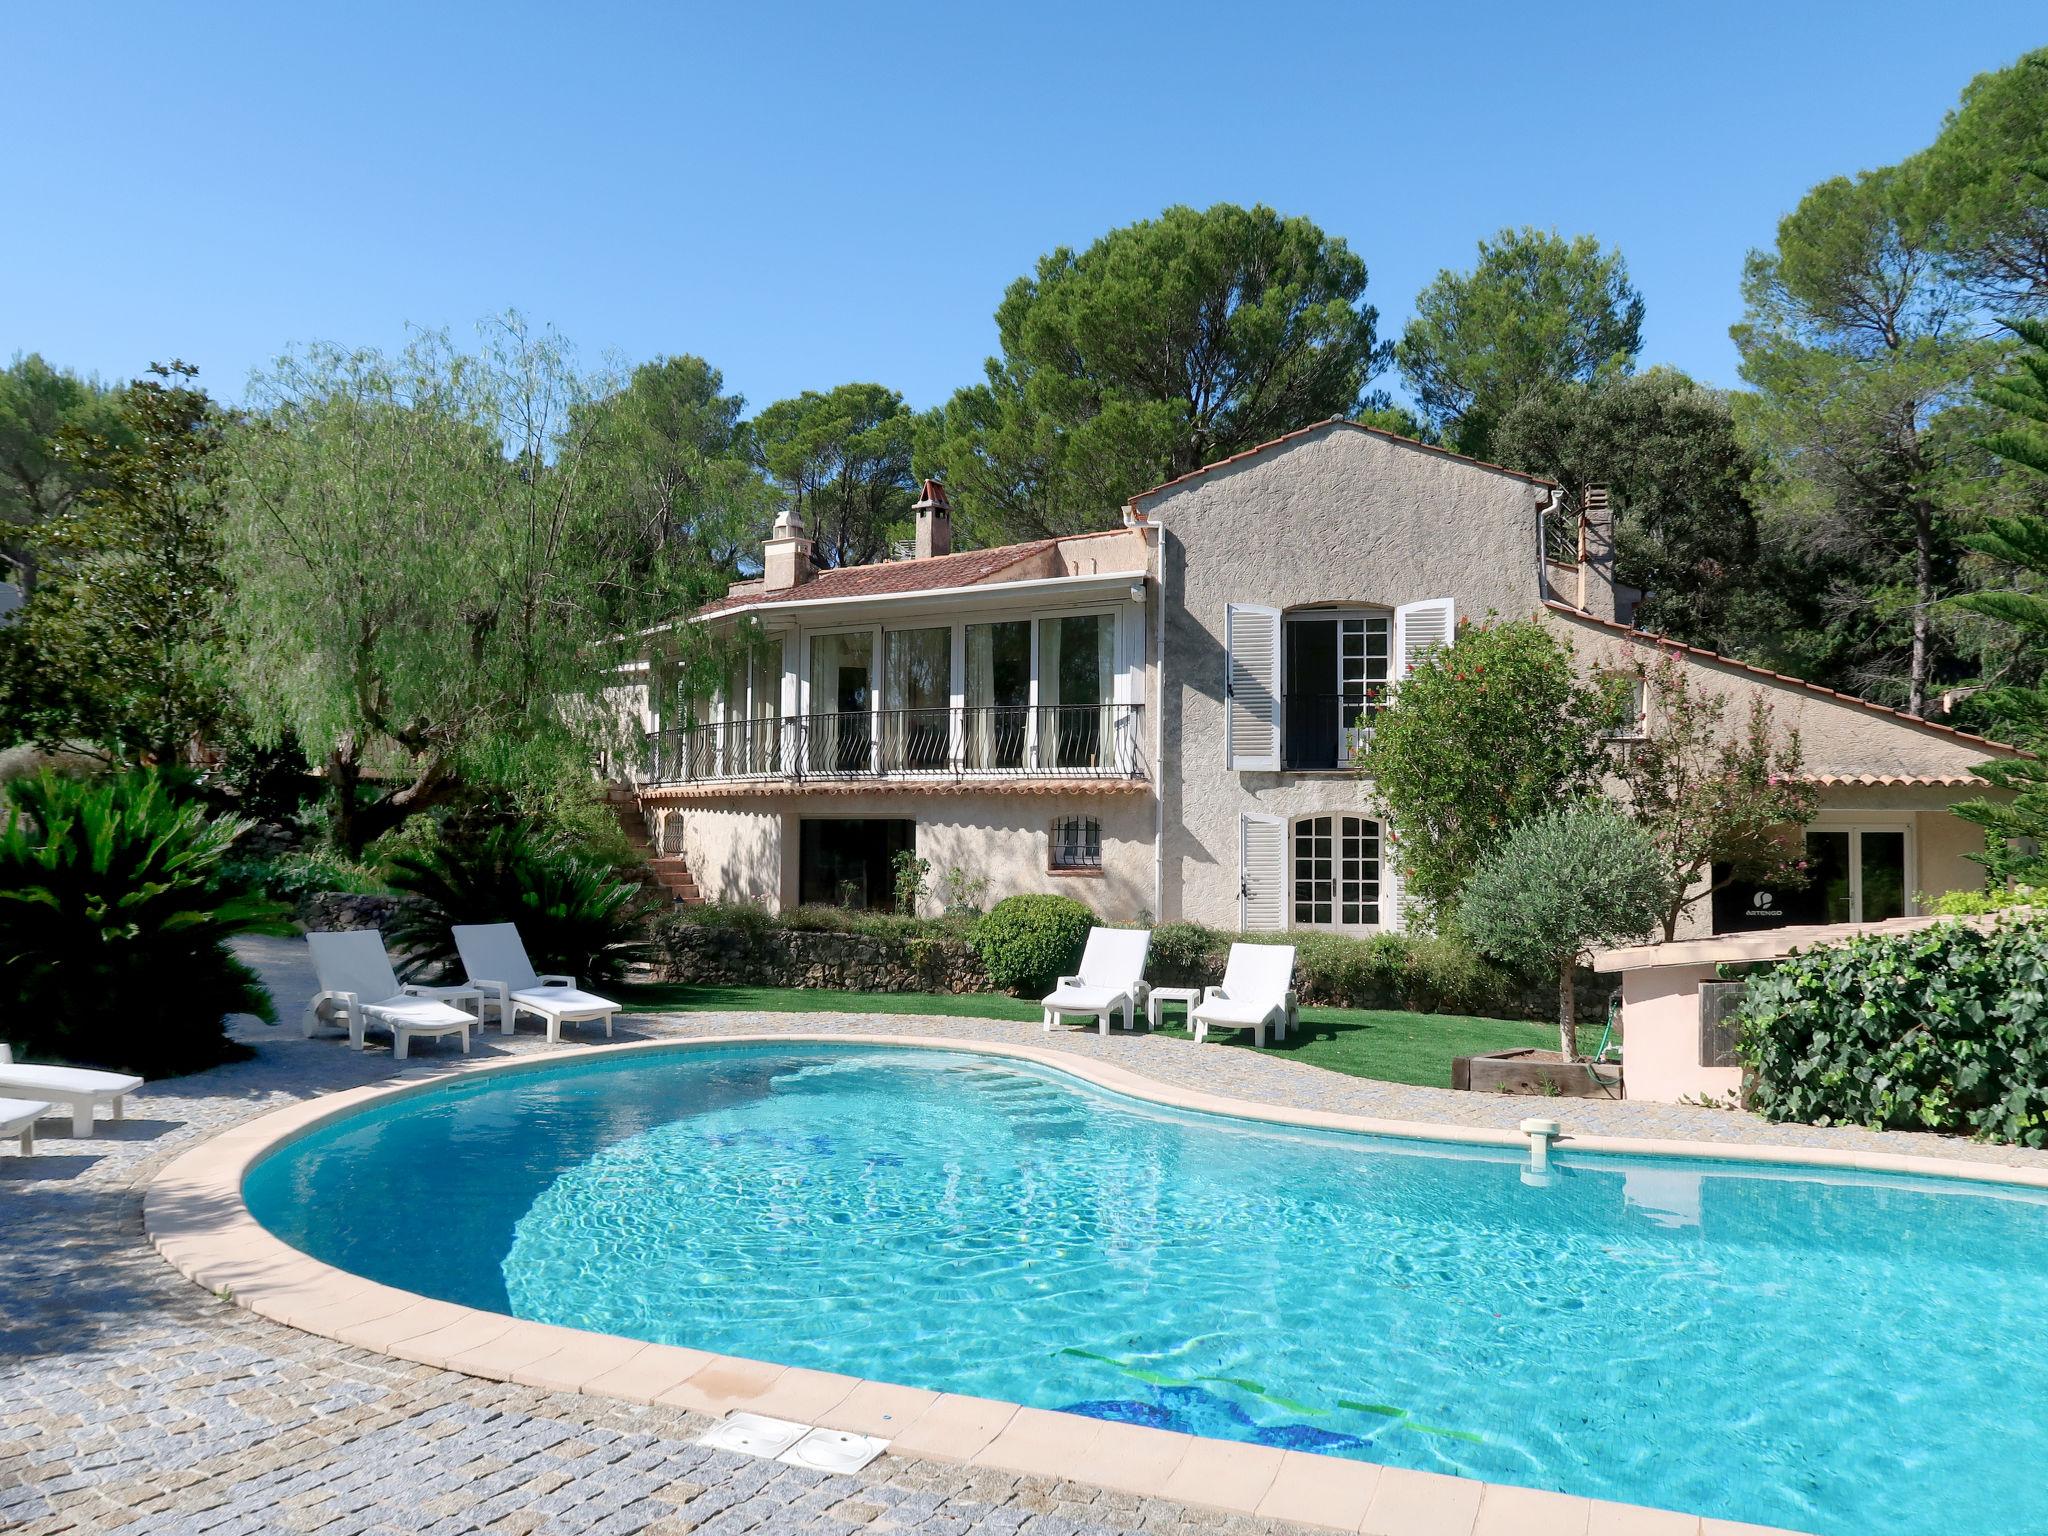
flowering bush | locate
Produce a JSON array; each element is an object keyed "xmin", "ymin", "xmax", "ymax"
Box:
[{"xmin": 1356, "ymin": 617, "xmax": 1625, "ymax": 919}]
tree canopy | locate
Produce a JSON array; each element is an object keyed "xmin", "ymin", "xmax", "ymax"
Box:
[
  {"xmin": 1458, "ymin": 805, "xmax": 1667, "ymax": 1053},
  {"xmin": 1908, "ymin": 48, "xmax": 2048, "ymax": 315},
  {"xmin": 1492, "ymin": 368, "xmax": 1808, "ymax": 659},
  {"xmin": 572, "ymin": 355, "xmax": 770, "ymax": 590},
  {"xmin": 0, "ymin": 363, "xmax": 233, "ymax": 764},
  {"xmin": 221, "ymin": 317, "xmax": 716, "ymax": 853},
  {"xmin": 1397, "ymin": 227, "xmax": 1644, "ymax": 458},
  {"xmin": 0, "ymin": 353, "xmax": 121, "ymax": 593},
  {"xmin": 1732, "ymin": 167, "xmax": 2003, "ymax": 717},
  {"xmin": 919, "ymin": 202, "xmax": 1388, "ymax": 543},
  {"xmin": 753, "ymin": 382, "xmax": 916, "ymax": 568}
]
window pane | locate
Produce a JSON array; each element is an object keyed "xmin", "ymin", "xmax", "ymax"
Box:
[
  {"xmin": 1860, "ymin": 831, "xmax": 1906, "ymax": 922},
  {"xmin": 883, "ymin": 627, "xmax": 952, "ymax": 770},
  {"xmin": 1040, "ymin": 614, "xmax": 1112, "ymax": 768},
  {"xmin": 1804, "ymin": 832, "xmax": 1853, "ymax": 924},
  {"xmin": 967, "ymin": 621, "xmax": 1029, "ymax": 769},
  {"xmin": 808, "ymin": 632, "xmax": 873, "ymax": 773}
]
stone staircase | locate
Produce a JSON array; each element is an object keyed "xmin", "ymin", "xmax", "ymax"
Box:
[{"xmin": 605, "ymin": 785, "xmax": 702, "ymax": 906}]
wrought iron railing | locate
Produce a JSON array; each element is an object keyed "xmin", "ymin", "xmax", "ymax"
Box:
[
  {"xmin": 1282, "ymin": 692, "xmax": 1378, "ymax": 771},
  {"xmin": 644, "ymin": 703, "xmax": 1146, "ymax": 784}
]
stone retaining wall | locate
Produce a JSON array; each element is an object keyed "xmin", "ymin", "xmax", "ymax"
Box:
[{"xmin": 296, "ymin": 890, "xmax": 423, "ymax": 933}]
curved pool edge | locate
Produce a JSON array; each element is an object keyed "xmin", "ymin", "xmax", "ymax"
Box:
[{"xmin": 144, "ymin": 1028, "xmax": 1948, "ymax": 1536}]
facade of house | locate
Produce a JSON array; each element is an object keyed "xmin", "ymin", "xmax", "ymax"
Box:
[{"xmin": 625, "ymin": 420, "xmax": 2016, "ymax": 938}]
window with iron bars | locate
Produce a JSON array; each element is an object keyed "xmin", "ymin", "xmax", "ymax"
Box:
[{"xmin": 1050, "ymin": 815, "xmax": 1103, "ymax": 872}]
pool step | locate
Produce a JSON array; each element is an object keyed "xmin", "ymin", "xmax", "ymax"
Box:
[{"xmin": 694, "ymin": 1411, "xmax": 889, "ymax": 1473}]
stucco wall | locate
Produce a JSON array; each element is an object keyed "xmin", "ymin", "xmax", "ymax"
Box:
[
  {"xmin": 1552, "ymin": 609, "xmax": 2011, "ymax": 780},
  {"xmin": 677, "ymin": 807, "xmax": 786, "ymax": 910},
  {"xmin": 1150, "ymin": 423, "xmax": 1553, "ymax": 928},
  {"xmin": 667, "ymin": 792, "xmax": 1154, "ymax": 919}
]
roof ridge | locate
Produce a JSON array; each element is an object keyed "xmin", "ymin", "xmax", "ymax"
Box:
[
  {"xmin": 1128, "ymin": 418, "xmax": 1561, "ymax": 506},
  {"xmin": 1543, "ymin": 600, "xmax": 2023, "ymax": 756}
]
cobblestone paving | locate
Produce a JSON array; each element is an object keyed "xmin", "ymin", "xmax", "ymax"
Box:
[{"xmin": 5, "ymin": 937, "xmax": 2043, "ymax": 1536}]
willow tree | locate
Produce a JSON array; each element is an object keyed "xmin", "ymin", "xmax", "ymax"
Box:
[{"xmin": 222, "ymin": 316, "xmax": 709, "ymax": 854}]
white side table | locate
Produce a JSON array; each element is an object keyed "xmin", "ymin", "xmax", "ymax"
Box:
[{"xmin": 1147, "ymin": 987, "xmax": 1202, "ymax": 1032}]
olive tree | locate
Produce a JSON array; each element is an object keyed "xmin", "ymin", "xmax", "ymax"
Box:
[{"xmin": 1457, "ymin": 805, "xmax": 1668, "ymax": 1057}]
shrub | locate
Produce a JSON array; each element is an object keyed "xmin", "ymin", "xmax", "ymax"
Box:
[
  {"xmin": 1357, "ymin": 617, "xmax": 1625, "ymax": 920},
  {"xmin": 1458, "ymin": 805, "xmax": 1666, "ymax": 1055},
  {"xmin": 1739, "ymin": 915, "xmax": 2048, "ymax": 1144},
  {"xmin": 1146, "ymin": 922, "xmax": 1223, "ymax": 987},
  {"xmin": 891, "ymin": 851, "xmax": 930, "ymax": 916},
  {"xmin": 969, "ymin": 893, "xmax": 1097, "ymax": 995},
  {"xmin": 222, "ymin": 849, "xmax": 383, "ymax": 906},
  {"xmin": 0, "ymin": 770, "xmax": 292, "ymax": 1077},
  {"xmin": 383, "ymin": 822, "xmax": 649, "ymax": 984},
  {"xmin": 1925, "ymin": 884, "xmax": 2039, "ymax": 917}
]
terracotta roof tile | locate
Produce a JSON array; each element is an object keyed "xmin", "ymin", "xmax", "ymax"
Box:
[
  {"xmin": 1798, "ymin": 773, "xmax": 1987, "ymax": 787},
  {"xmin": 693, "ymin": 529, "xmax": 1137, "ymax": 619}
]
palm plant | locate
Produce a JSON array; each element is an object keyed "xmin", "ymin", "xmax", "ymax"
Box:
[
  {"xmin": 0, "ymin": 770, "xmax": 292, "ymax": 1077},
  {"xmin": 384, "ymin": 821, "xmax": 649, "ymax": 984}
]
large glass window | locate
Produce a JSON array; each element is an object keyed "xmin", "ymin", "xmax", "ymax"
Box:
[
  {"xmin": 1710, "ymin": 825, "xmax": 1911, "ymax": 932},
  {"xmin": 884, "ymin": 626, "xmax": 953, "ymax": 770},
  {"xmin": 807, "ymin": 630, "xmax": 872, "ymax": 773},
  {"xmin": 1038, "ymin": 613, "xmax": 1114, "ymax": 769},
  {"xmin": 1284, "ymin": 614, "xmax": 1389, "ymax": 769},
  {"xmin": 1293, "ymin": 815, "xmax": 1381, "ymax": 927},
  {"xmin": 966, "ymin": 620, "xmax": 1030, "ymax": 769}
]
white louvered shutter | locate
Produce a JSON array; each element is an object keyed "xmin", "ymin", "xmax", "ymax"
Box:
[
  {"xmin": 1224, "ymin": 603, "xmax": 1282, "ymax": 771},
  {"xmin": 1239, "ymin": 813, "xmax": 1286, "ymax": 933},
  {"xmin": 1393, "ymin": 598, "xmax": 1456, "ymax": 681}
]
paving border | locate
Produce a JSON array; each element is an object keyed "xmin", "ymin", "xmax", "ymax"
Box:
[{"xmin": 144, "ymin": 1027, "xmax": 2040, "ymax": 1536}]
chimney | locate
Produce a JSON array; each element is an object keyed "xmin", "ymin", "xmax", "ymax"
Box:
[
  {"xmin": 913, "ymin": 479, "xmax": 952, "ymax": 560},
  {"xmin": 762, "ymin": 502, "xmax": 813, "ymax": 593},
  {"xmin": 1577, "ymin": 485, "xmax": 1615, "ymax": 615}
]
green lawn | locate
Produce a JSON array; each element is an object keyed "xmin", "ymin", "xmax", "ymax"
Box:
[{"xmin": 615, "ymin": 982, "xmax": 1587, "ymax": 1089}]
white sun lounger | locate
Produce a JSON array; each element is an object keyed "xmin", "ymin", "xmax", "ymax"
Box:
[
  {"xmin": 1041, "ymin": 927, "xmax": 1153, "ymax": 1036},
  {"xmin": 304, "ymin": 931, "xmax": 478, "ymax": 1060},
  {"xmin": 1191, "ymin": 943, "xmax": 1298, "ymax": 1049},
  {"xmin": 0, "ymin": 1096, "xmax": 53, "ymax": 1154},
  {"xmin": 452, "ymin": 922, "xmax": 619, "ymax": 1044},
  {"xmin": 0, "ymin": 1045, "xmax": 144, "ymax": 1137}
]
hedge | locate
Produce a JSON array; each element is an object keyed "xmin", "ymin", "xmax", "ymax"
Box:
[
  {"xmin": 659, "ymin": 901, "xmax": 1570, "ymax": 1019},
  {"xmin": 1738, "ymin": 915, "xmax": 2048, "ymax": 1145}
]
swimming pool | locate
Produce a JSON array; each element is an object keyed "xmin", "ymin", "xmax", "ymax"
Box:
[{"xmin": 244, "ymin": 1042, "xmax": 2048, "ymax": 1535}]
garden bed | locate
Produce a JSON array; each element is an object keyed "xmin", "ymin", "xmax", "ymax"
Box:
[{"xmin": 1452, "ymin": 1047, "xmax": 1624, "ymax": 1099}]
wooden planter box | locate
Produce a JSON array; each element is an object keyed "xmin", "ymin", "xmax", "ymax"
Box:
[{"xmin": 1452, "ymin": 1048, "xmax": 1623, "ymax": 1099}]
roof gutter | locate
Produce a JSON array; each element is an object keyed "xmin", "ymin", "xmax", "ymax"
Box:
[{"xmin": 684, "ymin": 569, "xmax": 1146, "ymax": 627}]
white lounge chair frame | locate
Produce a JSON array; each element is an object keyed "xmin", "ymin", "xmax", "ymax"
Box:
[
  {"xmin": 0, "ymin": 1044, "xmax": 143, "ymax": 1137},
  {"xmin": 1191, "ymin": 943, "xmax": 1299, "ymax": 1049},
  {"xmin": 303, "ymin": 931, "xmax": 478, "ymax": 1060},
  {"xmin": 1041, "ymin": 928, "xmax": 1153, "ymax": 1037},
  {"xmin": 452, "ymin": 922, "xmax": 619, "ymax": 1044},
  {"xmin": 0, "ymin": 1095, "xmax": 51, "ymax": 1154}
]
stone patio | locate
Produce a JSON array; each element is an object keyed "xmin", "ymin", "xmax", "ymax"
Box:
[{"xmin": 7, "ymin": 935, "xmax": 2036, "ymax": 1536}]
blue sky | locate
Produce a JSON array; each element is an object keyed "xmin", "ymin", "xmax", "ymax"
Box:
[{"xmin": 8, "ymin": 3, "xmax": 2044, "ymax": 415}]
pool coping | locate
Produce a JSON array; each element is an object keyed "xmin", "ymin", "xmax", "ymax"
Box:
[{"xmin": 146, "ymin": 1026, "xmax": 2026, "ymax": 1536}]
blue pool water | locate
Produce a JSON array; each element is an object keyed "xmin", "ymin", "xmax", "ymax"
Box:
[{"xmin": 245, "ymin": 1044, "xmax": 2048, "ymax": 1535}]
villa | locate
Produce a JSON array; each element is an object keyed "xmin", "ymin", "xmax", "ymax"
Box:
[{"xmin": 624, "ymin": 419, "xmax": 2018, "ymax": 939}]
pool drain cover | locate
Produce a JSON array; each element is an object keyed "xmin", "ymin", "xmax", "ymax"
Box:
[
  {"xmin": 694, "ymin": 1412, "xmax": 810, "ymax": 1458},
  {"xmin": 780, "ymin": 1427, "xmax": 889, "ymax": 1474}
]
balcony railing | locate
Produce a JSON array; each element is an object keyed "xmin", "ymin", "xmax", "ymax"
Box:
[
  {"xmin": 1282, "ymin": 692, "xmax": 1377, "ymax": 771},
  {"xmin": 644, "ymin": 704, "xmax": 1146, "ymax": 785}
]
